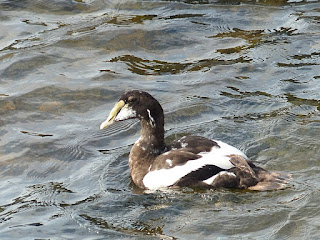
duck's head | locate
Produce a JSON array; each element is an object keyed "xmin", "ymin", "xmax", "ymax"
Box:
[{"xmin": 100, "ymin": 90, "xmax": 163, "ymax": 130}]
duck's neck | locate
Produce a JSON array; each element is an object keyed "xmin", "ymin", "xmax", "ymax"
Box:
[
  {"xmin": 139, "ymin": 117, "xmax": 165, "ymax": 153},
  {"xmin": 129, "ymin": 116, "xmax": 166, "ymax": 189}
]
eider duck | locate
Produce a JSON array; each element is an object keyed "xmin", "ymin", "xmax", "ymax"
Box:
[{"xmin": 100, "ymin": 90, "xmax": 289, "ymax": 191}]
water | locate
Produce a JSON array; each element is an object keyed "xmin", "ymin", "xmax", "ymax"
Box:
[{"xmin": 1, "ymin": 0, "xmax": 320, "ymax": 239}]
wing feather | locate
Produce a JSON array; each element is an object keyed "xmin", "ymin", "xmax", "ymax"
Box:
[{"xmin": 143, "ymin": 140, "xmax": 246, "ymax": 190}]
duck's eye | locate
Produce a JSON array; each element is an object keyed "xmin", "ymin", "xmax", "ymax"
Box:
[{"xmin": 127, "ymin": 97, "xmax": 137, "ymax": 103}]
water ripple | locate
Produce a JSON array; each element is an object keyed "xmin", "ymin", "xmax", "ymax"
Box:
[
  {"xmin": 1, "ymin": 1, "xmax": 320, "ymax": 239},
  {"xmin": 109, "ymin": 54, "xmax": 251, "ymax": 75}
]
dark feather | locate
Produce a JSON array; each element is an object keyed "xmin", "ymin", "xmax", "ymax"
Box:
[
  {"xmin": 174, "ymin": 165, "xmax": 224, "ymax": 188},
  {"xmin": 102, "ymin": 90, "xmax": 290, "ymax": 191},
  {"xmin": 169, "ymin": 135, "xmax": 220, "ymax": 154},
  {"xmin": 151, "ymin": 150, "xmax": 201, "ymax": 170}
]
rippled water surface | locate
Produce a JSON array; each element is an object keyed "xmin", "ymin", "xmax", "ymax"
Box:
[{"xmin": 1, "ymin": 0, "xmax": 320, "ymax": 239}]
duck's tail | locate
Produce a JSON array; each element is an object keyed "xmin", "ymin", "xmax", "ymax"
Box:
[
  {"xmin": 229, "ymin": 155, "xmax": 291, "ymax": 191},
  {"xmin": 249, "ymin": 168, "xmax": 291, "ymax": 191}
]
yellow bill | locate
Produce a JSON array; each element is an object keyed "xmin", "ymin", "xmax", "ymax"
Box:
[{"xmin": 100, "ymin": 100, "xmax": 125, "ymax": 130}]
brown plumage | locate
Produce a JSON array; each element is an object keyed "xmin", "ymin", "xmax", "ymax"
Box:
[{"xmin": 100, "ymin": 90, "xmax": 290, "ymax": 191}]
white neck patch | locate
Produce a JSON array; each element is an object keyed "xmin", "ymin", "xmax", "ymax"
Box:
[{"xmin": 147, "ymin": 109, "xmax": 156, "ymax": 127}]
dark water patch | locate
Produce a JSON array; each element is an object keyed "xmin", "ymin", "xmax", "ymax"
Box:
[
  {"xmin": 0, "ymin": 182, "xmax": 72, "ymax": 222},
  {"xmin": 65, "ymin": 25, "xmax": 99, "ymax": 37},
  {"xmin": 107, "ymin": 14, "xmax": 158, "ymax": 25},
  {"xmin": 109, "ymin": 54, "xmax": 251, "ymax": 75},
  {"xmin": 2, "ymin": 36, "xmax": 44, "ymax": 51},
  {"xmin": 99, "ymin": 69, "xmax": 119, "ymax": 74},
  {"xmin": 106, "ymin": 12, "xmax": 206, "ymax": 30},
  {"xmin": 79, "ymin": 213, "xmax": 170, "ymax": 239},
  {"xmin": 285, "ymin": 93, "xmax": 320, "ymax": 110},
  {"xmin": 269, "ymin": 26, "xmax": 298, "ymax": 36},
  {"xmin": 110, "ymin": 55, "xmax": 190, "ymax": 75},
  {"xmin": 213, "ymin": 31, "xmax": 262, "ymax": 54},
  {"xmin": 20, "ymin": 131, "xmax": 53, "ymax": 138},
  {"xmin": 98, "ymin": 145, "xmax": 132, "ymax": 155},
  {"xmin": 292, "ymin": 51, "xmax": 320, "ymax": 60},
  {"xmin": 212, "ymin": 27, "xmax": 299, "ymax": 55},
  {"xmin": 21, "ymin": 19, "xmax": 48, "ymax": 27},
  {"xmin": 10, "ymin": 222, "xmax": 43, "ymax": 228},
  {"xmin": 278, "ymin": 62, "xmax": 319, "ymax": 67},
  {"xmin": 297, "ymin": 7, "xmax": 320, "ymax": 23},
  {"xmin": 211, "ymin": 28, "xmax": 265, "ymax": 44},
  {"xmin": 221, "ymin": 86, "xmax": 273, "ymax": 99},
  {"xmin": 281, "ymin": 78, "xmax": 303, "ymax": 84},
  {"xmin": 163, "ymin": 13, "xmax": 205, "ymax": 20},
  {"xmin": 223, "ymin": 107, "xmax": 292, "ymax": 122},
  {"xmin": 186, "ymin": 95, "xmax": 211, "ymax": 100}
]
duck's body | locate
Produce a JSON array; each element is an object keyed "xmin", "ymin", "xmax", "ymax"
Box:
[{"xmin": 100, "ymin": 90, "xmax": 289, "ymax": 191}]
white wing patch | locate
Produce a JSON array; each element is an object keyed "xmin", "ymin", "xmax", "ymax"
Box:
[
  {"xmin": 166, "ymin": 159, "xmax": 173, "ymax": 167},
  {"xmin": 202, "ymin": 171, "xmax": 236, "ymax": 185},
  {"xmin": 143, "ymin": 140, "xmax": 247, "ymax": 190},
  {"xmin": 198, "ymin": 140, "xmax": 247, "ymax": 169},
  {"xmin": 214, "ymin": 140, "xmax": 247, "ymax": 159}
]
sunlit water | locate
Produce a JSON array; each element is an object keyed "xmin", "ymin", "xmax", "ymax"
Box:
[{"xmin": 1, "ymin": 0, "xmax": 320, "ymax": 239}]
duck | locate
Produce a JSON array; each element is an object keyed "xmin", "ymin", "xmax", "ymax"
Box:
[{"xmin": 100, "ymin": 90, "xmax": 289, "ymax": 191}]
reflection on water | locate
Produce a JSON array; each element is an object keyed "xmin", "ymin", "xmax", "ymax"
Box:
[
  {"xmin": 1, "ymin": 0, "xmax": 320, "ymax": 239},
  {"xmin": 109, "ymin": 54, "xmax": 250, "ymax": 75}
]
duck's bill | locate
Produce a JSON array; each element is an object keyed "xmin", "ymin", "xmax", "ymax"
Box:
[{"xmin": 100, "ymin": 100, "xmax": 125, "ymax": 130}]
